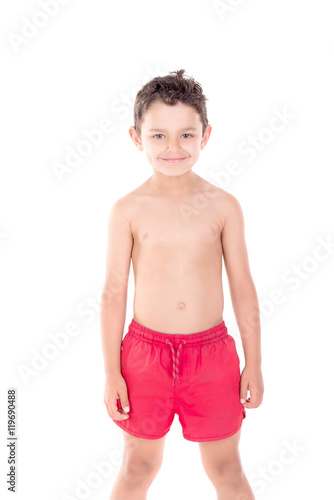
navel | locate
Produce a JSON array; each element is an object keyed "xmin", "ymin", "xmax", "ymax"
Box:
[{"xmin": 178, "ymin": 302, "xmax": 186, "ymax": 309}]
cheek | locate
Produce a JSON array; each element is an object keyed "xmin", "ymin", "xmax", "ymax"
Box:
[
  {"xmin": 189, "ymin": 139, "xmax": 201, "ymax": 151},
  {"xmin": 188, "ymin": 144, "xmax": 200, "ymax": 157},
  {"xmin": 148, "ymin": 142, "xmax": 162, "ymax": 155}
]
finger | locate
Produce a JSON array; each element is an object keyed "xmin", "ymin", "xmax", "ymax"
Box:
[
  {"xmin": 118, "ymin": 394, "xmax": 130, "ymax": 414},
  {"xmin": 106, "ymin": 398, "xmax": 129, "ymax": 420},
  {"xmin": 112, "ymin": 398, "xmax": 129, "ymax": 420},
  {"xmin": 239, "ymin": 380, "xmax": 248, "ymax": 405},
  {"xmin": 244, "ymin": 390, "xmax": 260, "ymax": 408},
  {"xmin": 104, "ymin": 399, "xmax": 118, "ymax": 419}
]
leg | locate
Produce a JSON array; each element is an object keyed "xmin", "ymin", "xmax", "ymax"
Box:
[
  {"xmin": 198, "ymin": 428, "xmax": 255, "ymax": 500},
  {"xmin": 109, "ymin": 430, "xmax": 166, "ymax": 500}
]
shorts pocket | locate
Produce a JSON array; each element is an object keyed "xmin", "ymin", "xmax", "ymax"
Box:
[
  {"xmin": 120, "ymin": 334, "xmax": 132, "ymax": 375},
  {"xmin": 121, "ymin": 333, "xmax": 131, "ymax": 355}
]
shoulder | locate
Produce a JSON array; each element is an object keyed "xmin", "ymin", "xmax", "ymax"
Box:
[
  {"xmin": 216, "ymin": 190, "xmax": 244, "ymax": 230},
  {"xmin": 110, "ymin": 181, "xmax": 148, "ymax": 212},
  {"xmin": 198, "ymin": 178, "xmax": 244, "ymax": 232},
  {"xmin": 109, "ymin": 194, "xmax": 131, "ymax": 220},
  {"xmin": 108, "ymin": 183, "xmax": 148, "ymax": 230},
  {"xmin": 200, "ymin": 178, "xmax": 242, "ymax": 213}
]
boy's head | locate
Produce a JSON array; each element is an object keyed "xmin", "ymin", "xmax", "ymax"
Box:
[
  {"xmin": 129, "ymin": 69, "xmax": 212, "ymax": 177},
  {"xmin": 133, "ymin": 69, "xmax": 209, "ymax": 139}
]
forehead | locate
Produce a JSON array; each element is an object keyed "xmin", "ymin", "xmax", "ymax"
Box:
[{"xmin": 142, "ymin": 101, "xmax": 201, "ymax": 130}]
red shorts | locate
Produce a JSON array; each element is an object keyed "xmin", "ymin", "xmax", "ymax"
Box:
[{"xmin": 112, "ymin": 319, "xmax": 246, "ymax": 442}]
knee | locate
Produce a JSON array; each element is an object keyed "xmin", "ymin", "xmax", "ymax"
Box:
[
  {"xmin": 207, "ymin": 459, "xmax": 244, "ymax": 489},
  {"xmin": 123, "ymin": 456, "xmax": 160, "ymax": 487}
]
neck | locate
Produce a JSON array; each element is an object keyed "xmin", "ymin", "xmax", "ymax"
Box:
[{"xmin": 149, "ymin": 169, "xmax": 198, "ymax": 196}]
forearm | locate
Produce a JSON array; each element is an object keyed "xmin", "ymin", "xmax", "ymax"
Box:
[
  {"xmin": 230, "ymin": 282, "xmax": 262, "ymax": 366},
  {"xmin": 100, "ymin": 290, "xmax": 127, "ymax": 377}
]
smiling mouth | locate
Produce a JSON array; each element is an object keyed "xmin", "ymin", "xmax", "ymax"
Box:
[{"xmin": 161, "ymin": 157, "xmax": 188, "ymax": 163}]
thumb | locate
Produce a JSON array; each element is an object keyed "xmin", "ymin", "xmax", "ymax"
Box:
[{"xmin": 239, "ymin": 378, "xmax": 248, "ymax": 404}]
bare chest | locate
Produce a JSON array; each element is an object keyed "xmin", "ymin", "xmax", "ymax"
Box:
[{"xmin": 131, "ymin": 198, "xmax": 224, "ymax": 257}]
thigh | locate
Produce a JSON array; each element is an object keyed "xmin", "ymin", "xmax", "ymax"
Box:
[{"xmin": 121, "ymin": 430, "xmax": 167, "ymax": 469}]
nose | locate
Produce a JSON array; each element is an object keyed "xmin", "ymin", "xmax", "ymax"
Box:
[{"xmin": 166, "ymin": 138, "xmax": 180, "ymax": 152}]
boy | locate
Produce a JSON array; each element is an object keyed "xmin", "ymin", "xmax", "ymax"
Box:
[{"xmin": 100, "ymin": 69, "xmax": 264, "ymax": 500}]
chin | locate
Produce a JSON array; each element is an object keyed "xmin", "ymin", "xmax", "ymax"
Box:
[
  {"xmin": 152, "ymin": 161, "xmax": 194, "ymax": 175},
  {"xmin": 167, "ymin": 171, "xmax": 187, "ymax": 177}
]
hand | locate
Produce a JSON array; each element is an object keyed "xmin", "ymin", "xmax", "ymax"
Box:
[
  {"xmin": 104, "ymin": 373, "xmax": 130, "ymax": 420},
  {"xmin": 239, "ymin": 364, "xmax": 264, "ymax": 409}
]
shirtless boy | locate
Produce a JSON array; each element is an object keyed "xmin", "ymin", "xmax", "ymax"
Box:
[{"xmin": 100, "ymin": 69, "xmax": 264, "ymax": 500}]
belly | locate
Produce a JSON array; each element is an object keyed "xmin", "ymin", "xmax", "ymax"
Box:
[{"xmin": 132, "ymin": 260, "xmax": 225, "ymax": 334}]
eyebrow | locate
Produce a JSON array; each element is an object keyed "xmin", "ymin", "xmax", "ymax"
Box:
[{"xmin": 148, "ymin": 127, "xmax": 197, "ymax": 132}]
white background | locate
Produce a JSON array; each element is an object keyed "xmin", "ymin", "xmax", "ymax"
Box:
[{"xmin": 1, "ymin": 0, "xmax": 333, "ymax": 499}]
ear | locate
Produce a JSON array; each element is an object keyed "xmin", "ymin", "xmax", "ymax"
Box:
[
  {"xmin": 200, "ymin": 124, "xmax": 212, "ymax": 150},
  {"xmin": 129, "ymin": 126, "xmax": 144, "ymax": 151}
]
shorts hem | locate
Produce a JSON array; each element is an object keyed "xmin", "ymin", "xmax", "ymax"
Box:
[
  {"xmin": 183, "ymin": 415, "xmax": 245, "ymax": 442},
  {"xmin": 113, "ymin": 420, "xmax": 170, "ymax": 440}
]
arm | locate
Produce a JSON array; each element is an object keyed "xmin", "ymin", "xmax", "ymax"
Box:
[
  {"xmin": 100, "ymin": 197, "xmax": 133, "ymax": 376},
  {"xmin": 100, "ymin": 197, "xmax": 133, "ymax": 420},
  {"xmin": 221, "ymin": 193, "xmax": 264, "ymax": 408}
]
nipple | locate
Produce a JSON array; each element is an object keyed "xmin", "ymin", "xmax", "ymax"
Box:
[{"xmin": 178, "ymin": 303, "xmax": 185, "ymax": 309}]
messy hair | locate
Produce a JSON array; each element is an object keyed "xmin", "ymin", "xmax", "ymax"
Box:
[{"xmin": 133, "ymin": 69, "xmax": 209, "ymax": 138}]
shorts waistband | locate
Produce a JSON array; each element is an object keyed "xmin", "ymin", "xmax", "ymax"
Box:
[{"xmin": 127, "ymin": 319, "xmax": 228, "ymax": 346}]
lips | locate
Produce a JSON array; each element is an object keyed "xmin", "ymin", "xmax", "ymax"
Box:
[{"xmin": 161, "ymin": 157, "xmax": 187, "ymax": 163}]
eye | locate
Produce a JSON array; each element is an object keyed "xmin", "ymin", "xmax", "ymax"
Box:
[
  {"xmin": 182, "ymin": 134, "xmax": 193, "ymax": 138},
  {"xmin": 153, "ymin": 134, "xmax": 164, "ymax": 139}
]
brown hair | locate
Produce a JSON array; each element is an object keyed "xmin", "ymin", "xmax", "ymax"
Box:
[{"xmin": 133, "ymin": 69, "xmax": 209, "ymax": 138}]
